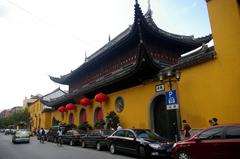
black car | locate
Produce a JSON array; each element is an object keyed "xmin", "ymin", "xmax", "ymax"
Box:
[
  {"xmin": 62, "ymin": 129, "xmax": 86, "ymax": 146},
  {"xmin": 107, "ymin": 129, "xmax": 174, "ymax": 159},
  {"xmin": 81, "ymin": 129, "xmax": 114, "ymax": 150}
]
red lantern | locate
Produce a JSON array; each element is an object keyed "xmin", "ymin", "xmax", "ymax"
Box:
[
  {"xmin": 58, "ymin": 106, "xmax": 67, "ymax": 112},
  {"xmin": 66, "ymin": 103, "xmax": 75, "ymax": 110},
  {"xmin": 80, "ymin": 97, "xmax": 90, "ymax": 106},
  {"xmin": 95, "ymin": 93, "xmax": 108, "ymax": 103}
]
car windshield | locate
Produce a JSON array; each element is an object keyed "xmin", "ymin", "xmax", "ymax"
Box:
[
  {"xmin": 198, "ymin": 127, "xmax": 224, "ymax": 139},
  {"xmin": 16, "ymin": 131, "xmax": 29, "ymax": 135},
  {"xmin": 134, "ymin": 130, "xmax": 161, "ymax": 140}
]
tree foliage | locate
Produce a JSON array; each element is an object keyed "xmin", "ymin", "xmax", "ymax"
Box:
[
  {"xmin": 0, "ymin": 108, "xmax": 30, "ymax": 128},
  {"xmin": 105, "ymin": 111, "xmax": 120, "ymax": 130}
]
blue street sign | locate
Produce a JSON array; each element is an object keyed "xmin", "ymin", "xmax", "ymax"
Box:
[{"xmin": 165, "ymin": 90, "xmax": 179, "ymax": 110}]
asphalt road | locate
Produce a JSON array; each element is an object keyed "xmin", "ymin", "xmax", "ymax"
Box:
[{"xmin": 0, "ymin": 133, "xmax": 135, "ymax": 159}]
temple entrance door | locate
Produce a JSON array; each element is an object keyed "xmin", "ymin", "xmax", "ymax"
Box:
[{"xmin": 152, "ymin": 95, "xmax": 179, "ymax": 140}]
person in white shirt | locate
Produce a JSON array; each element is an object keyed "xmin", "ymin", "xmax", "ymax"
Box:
[
  {"xmin": 56, "ymin": 128, "xmax": 63, "ymax": 146},
  {"xmin": 117, "ymin": 123, "xmax": 122, "ymax": 130}
]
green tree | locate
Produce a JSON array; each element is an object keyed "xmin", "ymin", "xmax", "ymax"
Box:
[
  {"xmin": 105, "ymin": 111, "xmax": 120, "ymax": 130},
  {"xmin": 0, "ymin": 108, "xmax": 30, "ymax": 128}
]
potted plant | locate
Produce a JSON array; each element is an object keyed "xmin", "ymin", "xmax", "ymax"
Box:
[
  {"xmin": 100, "ymin": 119, "xmax": 106, "ymax": 128},
  {"xmin": 94, "ymin": 119, "xmax": 106, "ymax": 129},
  {"xmin": 94, "ymin": 121, "xmax": 100, "ymax": 129},
  {"xmin": 78, "ymin": 121, "xmax": 91, "ymax": 131}
]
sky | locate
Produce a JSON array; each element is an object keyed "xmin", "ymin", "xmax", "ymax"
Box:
[{"xmin": 0, "ymin": 0, "xmax": 211, "ymax": 110}]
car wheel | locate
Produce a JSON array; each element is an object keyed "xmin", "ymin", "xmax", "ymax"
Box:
[
  {"xmin": 139, "ymin": 146, "xmax": 147, "ymax": 159},
  {"xmin": 110, "ymin": 143, "xmax": 116, "ymax": 154},
  {"xmin": 70, "ymin": 140, "xmax": 74, "ymax": 146},
  {"xmin": 177, "ymin": 151, "xmax": 191, "ymax": 159},
  {"xmin": 96, "ymin": 142, "xmax": 101, "ymax": 151},
  {"xmin": 81, "ymin": 141, "xmax": 86, "ymax": 148}
]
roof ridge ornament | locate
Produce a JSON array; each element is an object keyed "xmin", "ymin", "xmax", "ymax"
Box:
[
  {"xmin": 85, "ymin": 51, "xmax": 89, "ymax": 62},
  {"xmin": 134, "ymin": 0, "xmax": 143, "ymax": 21},
  {"xmin": 148, "ymin": 0, "xmax": 151, "ymax": 10},
  {"xmin": 147, "ymin": 0, "xmax": 152, "ymax": 17}
]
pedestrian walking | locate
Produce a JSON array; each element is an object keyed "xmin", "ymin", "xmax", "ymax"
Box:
[
  {"xmin": 117, "ymin": 123, "xmax": 122, "ymax": 130},
  {"xmin": 212, "ymin": 117, "xmax": 218, "ymax": 126},
  {"xmin": 40, "ymin": 128, "xmax": 45, "ymax": 143},
  {"xmin": 56, "ymin": 128, "xmax": 63, "ymax": 146},
  {"xmin": 209, "ymin": 119, "xmax": 214, "ymax": 126},
  {"xmin": 182, "ymin": 120, "xmax": 191, "ymax": 138}
]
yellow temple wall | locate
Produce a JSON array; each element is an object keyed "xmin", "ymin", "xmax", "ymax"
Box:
[{"xmin": 178, "ymin": 0, "xmax": 240, "ymax": 128}]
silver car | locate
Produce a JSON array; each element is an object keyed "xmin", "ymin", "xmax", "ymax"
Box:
[{"xmin": 12, "ymin": 130, "xmax": 30, "ymax": 144}]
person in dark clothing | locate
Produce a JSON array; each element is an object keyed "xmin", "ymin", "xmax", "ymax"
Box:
[
  {"xmin": 212, "ymin": 118, "xmax": 218, "ymax": 126},
  {"xmin": 209, "ymin": 119, "xmax": 214, "ymax": 126},
  {"xmin": 40, "ymin": 128, "xmax": 45, "ymax": 136},
  {"xmin": 182, "ymin": 120, "xmax": 191, "ymax": 138},
  {"xmin": 40, "ymin": 128, "xmax": 45, "ymax": 143}
]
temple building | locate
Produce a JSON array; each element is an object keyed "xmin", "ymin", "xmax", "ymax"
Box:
[
  {"xmin": 46, "ymin": 1, "xmax": 216, "ymax": 140},
  {"xmin": 28, "ymin": 88, "xmax": 66, "ymax": 130}
]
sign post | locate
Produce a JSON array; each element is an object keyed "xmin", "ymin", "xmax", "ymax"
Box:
[{"xmin": 165, "ymin": 90, "xmax": 179, "ymax": 110}]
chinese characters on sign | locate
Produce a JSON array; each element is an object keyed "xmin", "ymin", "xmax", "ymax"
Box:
[{"xmin": 155, "ymin": 84, "xmax": 165, "ymax": 92}]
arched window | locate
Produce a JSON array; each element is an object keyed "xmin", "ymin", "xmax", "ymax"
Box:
[
  {"xmin": 79, "ymin": 109, "xmax": 87, "ymax": 124},
  {"xmin": 94, "ymin": 107, "xmax": 103, "ymax": 123},
  {"xmin": 52, "ymin": 117, "xmax": 59, "ymax": 126},
  {"xmin": 69, "ymin": 113, "xmax": 74, "ymax": 125}
]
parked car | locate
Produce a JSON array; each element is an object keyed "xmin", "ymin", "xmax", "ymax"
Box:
[
  {"xmin": 172, "ymin": 124, "xmax": 240, "ymax": 159},
  {"xmin": 108, "ymin": 129, "xmax": 174, "ymax": 159},
  {"xmin": 81, "ymin": 129, "xmax": 114, "ymax": 150},
  {"xmin": 12, "ymin": 130, "xmax": 30, "ymax": 144},
  {"xmin": 0, "ymin": 129, "xmax": 5, "ymax": 133},
  {"xmin": 62, "ymin": 129, "xmax": 86, "ymax": 146},
  {"xmin": 46, "ymin": 126, "xmax": 70, "ymax": 142}
]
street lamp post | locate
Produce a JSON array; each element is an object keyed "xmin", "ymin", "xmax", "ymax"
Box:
[
  {"xmin": 158, "ymin": 69, "xmax": 181, "ymax": 90},
  {"xmin": 158, "ymin": 69, "xmax": 181, "ymax": 141}
]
